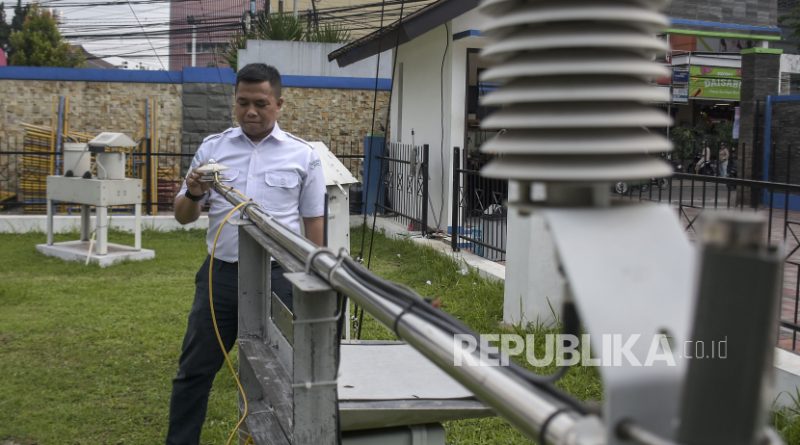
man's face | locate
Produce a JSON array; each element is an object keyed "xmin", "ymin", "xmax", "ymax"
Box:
[{"xmin": 235, "ymin": 80, "xmax": 283, "ymax": 141}]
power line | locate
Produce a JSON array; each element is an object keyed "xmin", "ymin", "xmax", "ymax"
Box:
[{"xmin": 4, "ymin": 0, "xmax": 437, "ymax": 67}]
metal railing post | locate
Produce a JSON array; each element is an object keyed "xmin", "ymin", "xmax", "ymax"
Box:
[
  {"xmin": 422, "ymin": 144, "xmax": 429, "ymax": 235},
  {"xmin": 452, "ymin": 146, "xmax": 461, "ymax": 252},
  {"xmin": 144, "ymin": 98, "xmax": 153, "ymax": 216},
  {"xmin": 145, "ymin": 139, "xmax": 152, "ymax": 216}
]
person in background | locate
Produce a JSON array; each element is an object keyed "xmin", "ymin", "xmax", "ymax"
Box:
[
  {"xmin": 695, "ymin": 142, "xmax": 712, "ymax": 175},
  {"xmin": 718, "ymin": 142, "xmax": 730, "ymax": 178}
]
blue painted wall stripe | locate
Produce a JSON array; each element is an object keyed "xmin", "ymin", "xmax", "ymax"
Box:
[
  {"xmin": 0, "ymin": 66, "xmax": 183, "ymax": 83},
  {"xmin": 182, "ymin": 67, "xmax": 235, "ymax": 84},
  {"xmin": 0, "ymin": 66, "xmax": 391, "ymax": 90},
  {"xmin": 770, "ymin": 95, "xmax": 800, "ymax": 103},
  {"xmin": 282, "ymin": 75, "xmax": 391, "ymax": 90},
  {"xmin": 453, "ymin": 29, "xmax": 481, "ymax": 40},
  {"xmin": 669, "ymin": 18, "xmax": 781, "ymax": 33}
]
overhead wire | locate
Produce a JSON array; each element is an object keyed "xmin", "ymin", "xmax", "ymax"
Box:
[
  {"xmin": 45, "ymin": 0, "xmax": 435, "ymax": 63},
  {"xmin": 352, "ymin": 0, "xmax": 390, "ymax": 339},
  {"xmin": 365, "ymin": 0, "xmax": 407, "ymax": 269}
]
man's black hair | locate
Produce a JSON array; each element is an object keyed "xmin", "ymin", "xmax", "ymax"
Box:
[{"xmin": 236, "ymin": 63, "xmax": 282, "ymax": 98}]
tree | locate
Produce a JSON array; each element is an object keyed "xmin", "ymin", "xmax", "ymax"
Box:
[
  {"xmin": 222, "ymin": 12, "xmax": 349, "ymax": 68},
  {"xmin": 11, "ymin": 0, "xmax": 29, "ymax": 31},
  {"xmin": 8, "ymin": 4, "xmax": 83, "ymax": 67},
  {"xmin": 1, "ymin": 0, "xmax": 27, "ymax": 54},
  {"xmin": 0, "ymin": 3, "xmax": 12, "ymax": 51},
  {"xmin": 305, "ymin": 23, "xmax": 350, "ymax": 44}
]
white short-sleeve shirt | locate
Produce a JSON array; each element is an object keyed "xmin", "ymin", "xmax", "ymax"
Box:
[{"xmin": 177, "ymin": 123, "xmax": 326, "ymax": 262}]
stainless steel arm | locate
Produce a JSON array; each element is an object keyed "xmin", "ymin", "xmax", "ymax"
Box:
[{"xmin": 213, "ymin": 182, "xmax": 592, "ymax": 444}]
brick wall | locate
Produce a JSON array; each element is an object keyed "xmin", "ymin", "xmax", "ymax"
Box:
[
  {"xmin": 0, "ymin": 71, "xmax": 389, "ymax": 157},
  {"xmin": 280, "ymin": 87, "xmax": 389, "ymax": 148},
  {"xmin": 0, "ymin": 79, "xmax": 183, "ymax": 152},
  {"xmin": 178, "ymin": 84, "xmax": 388, "ymax": 169}
]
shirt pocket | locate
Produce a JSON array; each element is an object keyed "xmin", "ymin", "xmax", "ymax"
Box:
[
  {"xmin": 260, "ymin": 170, "xmax": 301, "ymax": 211},
  {"xmin": 219, "ymin": 168, "xmax": 240, "ymax": 183}
]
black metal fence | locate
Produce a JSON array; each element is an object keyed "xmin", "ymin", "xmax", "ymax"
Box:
[
  {"xmin": 327, "ymin": 139, "xmax": 365, "ymax": 183},
  {"xmin": 0, "ymin": 136, "xmax": 365, "ymax": 215},
  {"xmin": 0, "ymin": 128, "xmax": 194, "ymax": 212},
  {"xmin": 373, "ymin": 142, "xmax": 429, "ymax": 233},
  {"xmin": 451, "ymin": 147, "xmax": 507, "ymax": 262},
  {"xmin": 618, "ymin": 143, "xmax": 800, "ymax": 353}
]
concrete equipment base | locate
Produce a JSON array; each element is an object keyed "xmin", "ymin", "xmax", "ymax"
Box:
[{"xmin": 36, "ymin": 240, "xmax": 155, "ymax": 267}]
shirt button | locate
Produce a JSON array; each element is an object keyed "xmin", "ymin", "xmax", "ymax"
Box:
[{"xmin": 281, "ymin": 179, "xmax": 286, "ymax": 185}]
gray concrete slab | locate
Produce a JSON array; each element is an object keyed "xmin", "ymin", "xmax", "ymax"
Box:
[{"xmin": 36, "ymin": 240, "xmax": 155, "ymax": 267}]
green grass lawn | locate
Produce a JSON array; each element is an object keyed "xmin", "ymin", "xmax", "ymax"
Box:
[
  {"xmin": 0, "ymin": 230, "xmax": 237, "ymax": 444},
  {"xmin": 0, "ymin": 227, "xmax": 798, "ymax": 444}
]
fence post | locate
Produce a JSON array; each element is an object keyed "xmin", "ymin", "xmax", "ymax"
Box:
[
  {"xmin": 422, "ymin": 144, "xmax": 429, "ymax": 235},
  {"xmin": 363, "ymin": 135, "xmax": 385, "ymax": 215},
  {"xmin": 452, "ymin": 147, "xmax": 460, "ymax": 252},
  {"xmin": 144, "ymin": 98, "xmax": 153, "ymax": 216}
]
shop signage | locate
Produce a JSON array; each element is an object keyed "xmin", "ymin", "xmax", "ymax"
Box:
[
  {"xmin": 689, "ymin": 66, "xmax": 742, "ymax": 78},
  {"xmin": 672, "ymin": 66, "xmax": 690, "ymax": 84},
  {"xmin": 672, "ymin": 86, "xmax": 689, "ymax": 103},
  {"xmin": 689, "ymin": 77, "xmax": 741, "ymax": 100}
]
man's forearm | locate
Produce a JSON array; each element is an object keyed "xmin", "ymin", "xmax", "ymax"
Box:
[
  {"xmin": 174, "ymin": 195, "xmax": 202, "ymax": 224},
  {"xmin": 303, "ymin": 217, "xmax": 325, "ymax": 246}
]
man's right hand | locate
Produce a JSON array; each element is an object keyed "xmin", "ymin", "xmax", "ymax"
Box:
[
  {"xmin": 186, "ymin": 169, "xmax": 212, "ymax": 196},
  {"xmin": 175, "ymin": 168, "xmax": 211, "ymax": 224}
]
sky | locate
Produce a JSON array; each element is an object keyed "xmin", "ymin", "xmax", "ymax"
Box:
[
  {"xmin": 2, "ymin": 0, "xmax": 430, "ymax": 69},
  {"xmin": 3, "ymin": 0, "xmax": 172, "ymax": 69}
]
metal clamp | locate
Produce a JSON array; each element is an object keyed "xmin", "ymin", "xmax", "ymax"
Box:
[
  {"xmin": 305, "ymin": 247, "xmax": 337, "ymax": 274},
  {"xmin": 327, "ymin": 248, "xmax": 349, "ymax": 283},
  {"xmin": 238, "ymin": 200, "xmax": 258, "ymax": 219},
  {"xmin": 293, "ymin": 305, "xmax": 343, "ymax": 325}
]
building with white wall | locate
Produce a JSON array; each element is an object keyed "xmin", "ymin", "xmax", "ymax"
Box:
[
  {"xmin": 328, "ymin": 0, "xmax": 787, "ymax": 326},
  {"xmin": 329, "ymin": 0, "xmax": 483, "ymax": 232}
]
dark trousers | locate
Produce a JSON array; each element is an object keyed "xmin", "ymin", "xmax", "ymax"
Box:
[{"xmin": 166, "ymin": 256, "xmax": 292, "ymax": 445}]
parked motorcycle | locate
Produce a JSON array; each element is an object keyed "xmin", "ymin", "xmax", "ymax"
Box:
[
  {"xmin": 690, "ymin": 152, "xmax": 717, "ymax": 176},
  {"xmin": 614, "ymin": 177, "xmax": 669, "ymax": 195}
]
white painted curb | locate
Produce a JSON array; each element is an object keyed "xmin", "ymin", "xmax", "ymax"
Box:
[{"xmin": 0, "ymin": 214, "xmax": 208, "ymax": 233}]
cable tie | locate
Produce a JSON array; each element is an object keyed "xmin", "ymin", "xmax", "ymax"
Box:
[
  {"xmin": 327, "ymin": 247, "xmax": 349, "ymax": 283},
  {"xmin": 238, "ymin": 200, "xmax": 258, "ymax": 219},
  {"xmin": 391, "ymin": 299, "xmax": 419, "ymax": 337}
]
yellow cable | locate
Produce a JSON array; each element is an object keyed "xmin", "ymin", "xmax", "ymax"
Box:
[{"xmin": 208, "ymin": 199, "xmax": 251, "ymax": 445}]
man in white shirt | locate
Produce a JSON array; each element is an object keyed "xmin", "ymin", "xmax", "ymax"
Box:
[{"xmin": 166, "ymin": 63, "xmax": 325, "ymax": 445}]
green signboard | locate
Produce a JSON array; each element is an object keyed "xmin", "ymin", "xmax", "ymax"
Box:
[
  {"xmin": 689, "ymin": 66, "xmax": 742, "ymax": 78},
  {"xmin": 684, "ymin": 65, "xmax": 742, "ymax": 101},
  {"xmin": 688, "ymin": 77, "xmax": 741, "ymax": 100}
]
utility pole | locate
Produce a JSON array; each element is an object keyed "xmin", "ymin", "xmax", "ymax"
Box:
[
  {"xmin": 311, "ymin": 0, "xmax": 318, "ymax": 31},
  {"xmin": 187, "ymin": 15, "xmax": 196, "ymax": 67}
]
